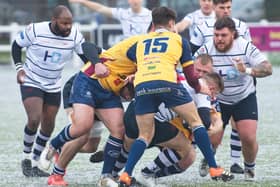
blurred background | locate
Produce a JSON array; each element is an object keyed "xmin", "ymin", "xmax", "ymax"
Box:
[{"xmin": 0, "ymin": 0, "xmax": 279, "ymax": 65}]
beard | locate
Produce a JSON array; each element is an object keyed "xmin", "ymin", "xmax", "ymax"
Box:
[
  {"xmin": 214, "ymin": 40, "xmax": 233, "ymax": 53},
  {"xmin": 53, "ymin": 22, "xmax": 71, "ymax": 37}
]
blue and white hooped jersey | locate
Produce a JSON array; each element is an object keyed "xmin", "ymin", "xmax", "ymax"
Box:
[
  {"xmin": 191, "ymin": 17, "xmax": 252, "ymax": 46},
  {"xmin": 16, "ymin": 21, "xmax": 84, "ymax": 92},
  {"xmin": 111, "ymin": 7, "xmax": 151, "ymax": 39},
  {"xmin": 195, "ymin": 37, "xmax": 267, "ymax": 104},
  {"xmin": 183, "ymin": 9, "xmax": 215, "ymax": 39}
]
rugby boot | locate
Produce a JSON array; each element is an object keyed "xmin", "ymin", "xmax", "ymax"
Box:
[{"xmin": 209, "ymin": 167, "xmax": 234, "ymax": 182}]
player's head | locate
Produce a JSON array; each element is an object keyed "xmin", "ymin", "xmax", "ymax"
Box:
[
  {"xmin": 213, "ymin": 0, "xmax": 232, "ymax": 19},
  {"xmin": 203, "ymin": 72, "xmax": 224, "ymax": 96},
  {"xmin": 214, "ymin": 17, "xmax": 238, "ymax": 52},
  {"xmin": 119, "ymin": 82, "xmax": 135, "ymax": 101},
  {"xmin": 51, "ymin": 5, "xmax": 73, "ymax": 37},
  {"xmin": 152, "ymin": 7, "xmax": 177, "ymax": 32},
  {"xmin": 128, "ymin": 0, "xmax": 143, "ymax": 13},
  {"xmin": 199, "ymin": 0, "xmax": 213, "ymax": 15},
  {"xmin": 194, "ymin": 54, "xmax": 213, "ymax": 77}
]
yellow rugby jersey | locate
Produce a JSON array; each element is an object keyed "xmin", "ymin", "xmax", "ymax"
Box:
[
  {"xmin": 81, "ymin": 36, "xmax": 140, "ymax": 94},
  {"xmin": 133, "ymin": 31, "xmax": 194, "ymax": 86},
  {"xmin": 169, "ymin": 117, "xmax": 192, "ymax": 141}
]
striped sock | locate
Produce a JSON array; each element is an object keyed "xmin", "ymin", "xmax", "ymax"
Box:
[
  {"xmin": 230, "ymin": 129, "xmax": 242, "ymax": 165},
  {"xmin": 23, "ymin": 125, "xmax": 36, "ymax": 158},
  {"xmin": 50, "ymin": 125, "xmax": 74, "ymax": 150},
  {"xmin": 102, "ymin": 135, "xmax": 123, "ymax": 174},
  {"xmin": 112, "ymin": 146, "xmax": 128, "ymax": 178},
  {"xmin": 32, "ymin": 130, "xmax": 50, "ymax": 161},
  {"xmin": 52, "ymin": 163, "xmax": 66, "ymax": 176}
]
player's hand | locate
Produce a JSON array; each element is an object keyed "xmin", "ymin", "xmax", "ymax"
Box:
[
  {"xmin": 233, "ymin": 57, "xmax": 246, "ymax": 73},
  {"xmin": 124, "ymin": 74, "xmax": 135, "ymax": 84},
  {"xmin": 17, "ymin": 69, "xmax": 25, "ymax": 84},
  {"xmin": 94, "ymin": 63, "xmax": 109, "ymax": 78}
]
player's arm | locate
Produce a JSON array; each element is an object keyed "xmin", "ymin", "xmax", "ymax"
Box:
[
  {"xmin": 11, "ymin": 41, "xmax": 23, "ymax": 72},
  {"xmin": 180, "ymin": 38, "xmax": 201, "ymax": 92},
  {"xmin": 69, "ymin": 0, "xmax": 113, "ymax": 17},
  {"xmin": 78, "ymin": 42, "xmax": 102, "ymax": 64},
  {"xmin": 81, "ymin": 42, "xmax": 109, "ymax": 78},
  {"xmin": 11, "ymin": 40, "xmax": 25, "ymax": 84},
  {"xmin": 176, "ymin": 19, "xmax": 191, "ymax": 33}
]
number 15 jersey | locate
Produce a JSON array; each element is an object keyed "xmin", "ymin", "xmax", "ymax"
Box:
[{"xmin": 130, "ymin": 29, "xmax": 194, "ymax": 86}]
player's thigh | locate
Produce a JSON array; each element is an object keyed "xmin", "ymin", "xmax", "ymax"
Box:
[
  {"xmin": 172, "ymin": 101, "xmax": 202, "ymax": 127},
  {"xmin": 157, "ymin": 131, "xmax": 192, "ymax": 158},
  {"xmin": 72, "ymin": 103, "xmax": 95, "ymax": 132},
  {"xmin": 42, "ymin": 91, "xmax": 61, "ymax": 124},
  {"xmin": 97, "ymin": 107, "xmax": 125, "ymax": 138},
  {"xmin": 20, "ymin": 85, "xmax": 44, "ymax": 121}
]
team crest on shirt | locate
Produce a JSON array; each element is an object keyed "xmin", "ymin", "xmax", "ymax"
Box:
[{"xmin": 226, "ymin": 68, "xmax": 239, "ymax": 80}]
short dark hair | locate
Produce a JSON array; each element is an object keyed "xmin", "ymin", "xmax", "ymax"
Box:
[
  {"xmin": 205, "ymin": 72, "xmax": 224, "ymax": 92},
  {"xmin": 213, "ymin": 0, "xmax": 232, "ymax": 5},
  {"xmin": 152, "ymin": 6, "xmax": 176, "ymax": 26},
  {"xmin": 52, "ymin": 5, "xmax": 71, "ymax": 18},
  {"xmin": 214, "ymin": 17, "xmax": 239, "ymax": 39},
  {"xmin": 196, "ymin": 54, "xmax": 213, "ymax": 65}
]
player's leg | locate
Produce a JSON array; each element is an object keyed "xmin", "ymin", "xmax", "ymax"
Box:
[
  {"xmin": 229, "ymin": 117, "xmax": 244, "ymax": 174},
  {"xmin": 31, "ymin": 91, "xmax": 60, "ymax": 177},
  {"xmin": 48, "ymin": 133, "xmax": 90, "ymax": 186},
  {"xmin": 40, "ymin": 73, "xmax": 97, "ymax": 170},
  {"xmin": 172, "ymin": 102, "xmax": 233, "ymax": 181},
  {"xmin": 97, "ymin": 107, "xmax": 125, "ymax": 185},
  {"xmin": 20, "ymin": 85, "xmax": 44, "ymax": 177},
  {"xmin": 233, "ymin": 93, "xmax": 258, "ymax": 181},
  {"xmin": 142, "ymin": 131, "xmax": 195, "ymax": 179}
]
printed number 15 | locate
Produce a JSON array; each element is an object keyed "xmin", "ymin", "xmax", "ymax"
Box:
[{"xmin": 143, "ymin": 37, "xmax": 169, "ymax": 55}]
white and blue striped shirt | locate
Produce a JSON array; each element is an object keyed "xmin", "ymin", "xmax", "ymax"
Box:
[
  {"xmin": 195, "ymin": 37, "xmax": 267, "ymax": 104},
  {"xmin": 183, "ymin": 9, "xmax": 215, "ymax": 39},
  {"xmin": 16, "ymin": 22, "xmax": 84, "ymax": 92},
  {"xmin": 191, "ymin": 17, "xmax": 252, "ymax": 46},
  {"xmin": 111, "ymin": 7, "xmax": 151, "ymax": 39}
]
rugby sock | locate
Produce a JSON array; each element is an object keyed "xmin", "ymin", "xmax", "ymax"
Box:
[
  {"xmin": 23, "ymin": 125, "xmax": 36, "ymax": 158},
  {"xmin": 32, "ymin": 130, "xmax": 50, "ymax": 162},
  {"xmin": 244, "ymin": 162, "xmax": 255, "ymax": 170},
  {"xmin": 230, "ymin": 129, "xmax": 242, "ymax": 165},
  {"xmin": 193, "ymin": 125, "xmax": 217, "ymax": 168},
  {"xmin": 155, "ymin": 163, "xmax": 183, "ymax": 178},
  {"xmin": 50, "ymin": 125, "xmax": 74, "ymax": 150},
  {"xmin": 112, "ymin": 146, "xmax": 128, "ymax": 177},
  {"xmin": 151, "ymin": 149, "xmax": 182, "ymax": 178},
  {"xmin": 52, "ymin": 163, "xmax": 66, "ymax": 176},
  {"xmin": 124, "ymin": 138, "xmax": 148, "ymax": 176},
  {"xmin": 102, "ymin": 135, "xmax": 123, "ymax": 174},
  {"xmin": 154, "ymin": 148, "xmax": 180, "ymax": 168}
]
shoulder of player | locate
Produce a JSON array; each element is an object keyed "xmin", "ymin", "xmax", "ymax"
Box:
[
  {"xmin": 234, "ymin": 37, "xmax": 254, "ymax": 52},
  {"xmin": 232, "ymin": 17, "xmax": 248, "ymax": 28}
]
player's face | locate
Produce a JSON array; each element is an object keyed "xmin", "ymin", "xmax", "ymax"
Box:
[
  {"xmin": 194, "ymin": 59, "xmax": 213, "ymax": 77},
  {"xmin": 214, "ymin": 1, "xmax": 231, "ymax": 19},
  {"xmin": 128, "ymin": 0, "xmax": 142, "ymax": 12},
  {"xmin": 52, "ymin": 13, "xmax": 72, "ymax": 37},
  {"xmin": 199, "ymin": 0, "xmax": 213, "ymax": 15},
  {"xmin": 214, "ymin": 27, "xmax": 234, "ymax": 52}
]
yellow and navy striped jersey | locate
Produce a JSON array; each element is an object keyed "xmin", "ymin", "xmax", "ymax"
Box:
[
  {"xmin": 81, "ymin": 35, "xmax": 140, "ymax": 94},
  {"xmin": 129, "ymin": 30, "xmax": 194, "ymax": 86}
]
